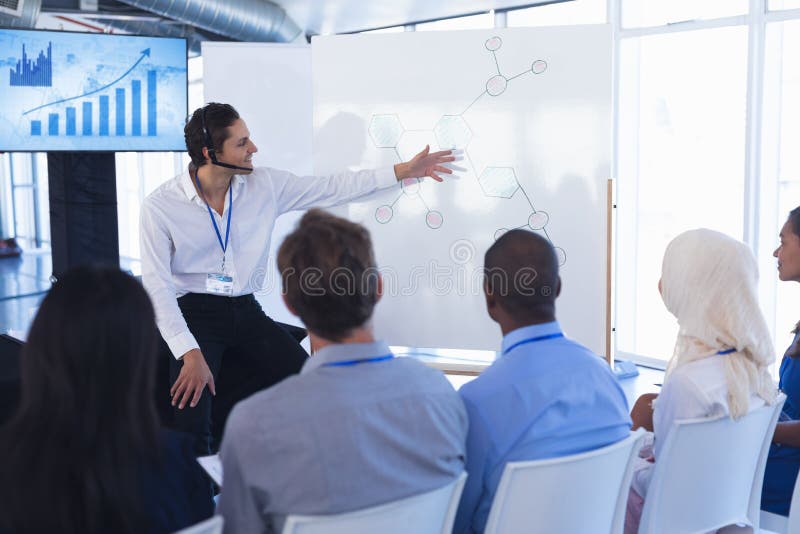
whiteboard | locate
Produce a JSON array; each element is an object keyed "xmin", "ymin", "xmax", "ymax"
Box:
[
  {"xmin": 312, "ymin": 26, "xmax": 611, "ymax": 354},
  {"xmin": 202, "ymin": 42, "xmax": 311, "ymax": 328}
]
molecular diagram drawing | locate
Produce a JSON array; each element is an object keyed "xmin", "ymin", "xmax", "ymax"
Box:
[{"xmin": 366, "ymin": 35, "xmax": 566, "ymax": 265}]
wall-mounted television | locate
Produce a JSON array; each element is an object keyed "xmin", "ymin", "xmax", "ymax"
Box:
[{"xmin": 0, "ymin": 28, "xmax": 187, "ymax": 152}]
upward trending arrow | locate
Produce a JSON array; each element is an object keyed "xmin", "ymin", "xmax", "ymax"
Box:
[{"xmin": 23, "ymin": 48, "xmax": 152, "ymax": 116}]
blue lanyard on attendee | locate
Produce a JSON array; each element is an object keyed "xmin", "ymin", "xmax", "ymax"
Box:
[
  {"xmin": 323, "ymin": 354, "xmax": 395, "ymax": 367},
  {"xmin": 503, "ymin": 332, "xmax": 564, "ymax": 355},
  {"xmin": 717, "ymin": 348, "xmax": 736, "ymax": 355},
  {"xmin": 194, "ymin": 171, "xmax": 233, "ymax": 265}
]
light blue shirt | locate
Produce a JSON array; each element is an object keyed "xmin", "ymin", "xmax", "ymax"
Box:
[
  {"xmin": 454, "ymin": 321, "xmax": 632, "ymax": 534},
  {"xmin": 218, "ymin": 340, "xmax": 468, "ymax": 534}
]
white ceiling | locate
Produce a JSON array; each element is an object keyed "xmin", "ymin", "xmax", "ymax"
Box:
[{"xmin": 274, "ymin": 1, "xmax": 568, "ymax": 35}]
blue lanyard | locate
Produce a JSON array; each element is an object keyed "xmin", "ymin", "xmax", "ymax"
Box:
[
  {"xmin": 503, "ymin": 332, "xmax": 564, "ymax": 355},
  {"xmin": 717, "ymin": 348, "xmax": 736, "ymax": 355},
  {"xmin": 323, "ymin": 354, "xmax": 394, "ymax": 367},
  {"xmin": 194, "ymin": 171, "xmax": 233, "ymax": 263}
]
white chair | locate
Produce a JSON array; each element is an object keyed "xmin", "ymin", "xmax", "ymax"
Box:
[
  {"xmin": 638, "ymin": 394, "xmax": 786, "ymax": 534},
  {"xmin": 281, "ymin": 472, "xmax": 467, "ymax": 534},
  {"xmin": 483, "ymin": 428, "xmax": 647, "ymax": 534},
  {"xmin": 172, "ymin": 515, "xmax": 224, "ymax": 534},
  {"xmin": 760, "ymin": 468, "xmax": 800, "ymax": 534}
]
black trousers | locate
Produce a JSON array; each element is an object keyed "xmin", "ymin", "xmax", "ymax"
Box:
[{"xmin": 165, "ymin": 293, "xmax": 308, "ymax": 456}]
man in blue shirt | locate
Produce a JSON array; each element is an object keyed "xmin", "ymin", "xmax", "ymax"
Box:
[
  {"xmin": 218, "ymin": 209, "xmax": 467, "ymax": 534},
  {"xmin": 454, "ymin": 229, "xmax": 632, "ymax": 534}
]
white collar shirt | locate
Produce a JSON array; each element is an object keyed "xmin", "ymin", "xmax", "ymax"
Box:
[{"xmin": 140, "ymin": 165, "xmax": 396, "ymax": 358}]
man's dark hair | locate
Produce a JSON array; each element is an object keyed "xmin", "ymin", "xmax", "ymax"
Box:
[
  {"xmin": 278, "ymin": 209, "xmax": 380, "ymax": 341},
  {"xmin": 484, "ymin": 229, "xmax": 559, "ymax": 321},
  {"xmin": 184, "ymin": 103, "xmax": 240, "ymax": 167}
]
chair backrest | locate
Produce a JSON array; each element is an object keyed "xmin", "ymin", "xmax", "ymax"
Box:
[
  {"xmin": 760, "ymin": 464, "xmax": 800, "ymax": 534},
  {"xmin": 484, "ymin": 428, "xmax": 647, "ymax": 534},
  {"xmin": 789, "ymin": 468, "xmax": 800, "ymax": 534},
  {"xmin": 281, "ymin": 472, "xmax": 467, "ymax": 534},
  {"xmin": 638, "ymin": 393, "xmax": 786, "ymax": 534},
  {"xmin": 172, "ymin": 516, "xmax": 224, "ymax": 534}
]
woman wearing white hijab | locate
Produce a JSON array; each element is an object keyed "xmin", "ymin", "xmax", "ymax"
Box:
[{"xmin": 625, "ymin": 228, "xmax": 777, "ymax": 533}]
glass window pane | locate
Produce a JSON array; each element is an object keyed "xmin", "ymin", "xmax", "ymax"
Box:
[
  {"xmin": 507, "ymin": 0, "xmax": 607, "ymax": 27},
  {"xmin": 622, "ymin": 0, "xmax": 747, "ymax": 28},
  {"xmin": 12, "ymin": 187, "xmax": 34, "ymax": 243},
  {"xmin": 416, "ymin": 13, "xmax": 493, "ymax": 32},
  {"xmin": 769, "ymin": 0, "xmax": 800, "ymax": 10},
  {"xmin": 760, "ymin": 20, "xmax": 800, "ymax": 360},
  {"xmin": 616, "ymin": 27, "xmax": 748, "ymax": 361},
  {"xmin": 34, "ymin": 153, "xmax": 49, "ymax": 246}
]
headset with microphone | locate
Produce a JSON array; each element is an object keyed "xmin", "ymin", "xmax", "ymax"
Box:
[{"xmin": 200, "ymin": 106, "xmax": 254, "ymax": 172}]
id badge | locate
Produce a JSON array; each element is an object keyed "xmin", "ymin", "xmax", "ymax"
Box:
[{"xmin": 206, "ymin": 273, "xmax": 234, "ymax": 295}]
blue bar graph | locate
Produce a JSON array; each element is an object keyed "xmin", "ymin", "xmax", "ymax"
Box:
[
  {"xmin": 10, "ymin": 42, "xmax": 52, "ymax": 87},
  {"xmin": 99, "ymin": 95, "xmax": 109, "ymax": 136},
  {"xmin": 19, "ymin": 49, "xmax": 164, "ymax": 140},
  {"xmin": 132, "ymin": 79, "xmax": 141, "ymax": 136},
  {"xmin": 48, "ymin": 113, "xmax": 58, "ymax": 135},
  {"xmin": 115, "ymin": 88, "xmax": 125, "ymax": 135},
  {"xmin": 66, "ymin": 107, "xmax": 76, "ymax": 136},
  {"xmin": 147, "ymin": 70, "xmax": 157, "ymax": 136},
  {"xmin": 82, "ymin": 102, "xmax": 92, "ymax": 135}
]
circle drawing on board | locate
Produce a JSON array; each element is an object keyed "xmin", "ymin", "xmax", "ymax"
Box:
[
  {"xmin": 401, "ymin": 177, "xmax": 421, "ymax": 196},
  {"xmin": 528, "ymin": 211, "xmax": 549, "ymax": 230},
  {"xmin": 554, "ymin": 246, "xmax": 567, "ymax": 266},
  {"xmin": 486, "ymin": 75, "xmax": 508, "ymax": 97},
  {"xmin": 450, "ymin": 239, "xmax": 476, "ymax": 265},
  {"xmin": 375, "ymin": 205, "xmax": 393, "ymax": 224},
  {"xmin": 426, "ymin": 210, "xmax": 444, "ymax": 229},
  {"xmin": 485, "ymin": 36, "xmax": 502, "ymax": 52},
  {"xmin": 531, "ymin": 60, "xmax": 548, "ymax": 75},
  {"xmin": 362, "ymin": 38, "xmax": 555, "ymax": 239}
]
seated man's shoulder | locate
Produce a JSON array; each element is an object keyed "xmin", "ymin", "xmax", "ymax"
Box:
[{"xmin": 225, "ymin": 374, "xmax": 305, "ymax": 434}]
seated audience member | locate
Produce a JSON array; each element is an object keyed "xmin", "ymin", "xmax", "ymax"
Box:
[
  {"xmin": 453, "ymin": 229, "xmax": 632, "ymax": 534},
  {"xmin": 626, "ymin": 229, "xmax": 777, "ymax": 533},
  {"xmin": 217, "ymin": 209, "xmax": 468, "ymax": 534},
  {"xmin": 762, "ymin": 207, "xmax": 800, "ymax": 516},
  {"xmin": 0, "ymin": 267, "xmax": 214, "ymax": 534}
]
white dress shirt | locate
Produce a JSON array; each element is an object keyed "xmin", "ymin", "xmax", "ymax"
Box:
[{"xmin": 140, "ymin": 166, "xmax": 397, "ymax": 359}]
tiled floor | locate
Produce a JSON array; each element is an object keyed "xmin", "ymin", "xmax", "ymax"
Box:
[{"xmin": 0, "ymin": 251, "xmax": 51, "ymax": 338}]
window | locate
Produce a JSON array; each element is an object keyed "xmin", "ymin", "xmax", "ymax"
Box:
[
  {"xmin": 615, "ymin": 18, "xmax": 750, "ymax": 364},
  {"xmin": 769, "ymin": 0, "xmax": 800, "ymax": 10},
  {"xmin": 0, "ymin": 153, "xmax": 49, "ymax": 249},
  {"xmin": 507, "ymin": 0, "xmax": 607, "ymax": 26},
  {"xmin": 759, "ymin": 18, "xmax": 800, "ymax": 356},
  {"xmin": 621, "ymin": 0, "xmax": 747, "ymax": 28},
  {"xmin": 416, "ymin": 12, "xmax": 494, "ymax": 32}
]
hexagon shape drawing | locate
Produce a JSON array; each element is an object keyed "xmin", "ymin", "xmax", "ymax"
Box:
[
  {"xmin": 478, "ymin": 167, "xmax": 519, "ymax": 198},
  {"xmin": 434, "ymin": 115, "xmax": 472, "ymax": 150},
  {"xmin": 369, "ymin": 114, "xmax": 404, "ymax": 148},
  {"xmin": 396, "ymin": 130, "xmax": 438, "ymax": 162}
]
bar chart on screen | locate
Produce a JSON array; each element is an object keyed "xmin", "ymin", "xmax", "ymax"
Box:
[{"xmin": 1, "ymin": 29, "xmax": 187, "ymax": 151}]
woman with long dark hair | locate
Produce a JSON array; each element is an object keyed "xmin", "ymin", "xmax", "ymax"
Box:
[
  {"xmin": 0, "ymin": 267, "xmax": 213, "ymax": 533},
  {"xmin": 763, "ymin": 207, "xmax": 800, "ymax": 516}
]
